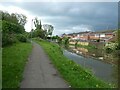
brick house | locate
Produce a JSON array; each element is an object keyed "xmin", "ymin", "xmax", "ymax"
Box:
[{"xmin": 62, "ymin": 30, "xmax": 116, "ymax": 42}]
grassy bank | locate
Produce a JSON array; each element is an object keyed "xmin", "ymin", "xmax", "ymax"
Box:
[
  {"xmin": 34, "ymin": 39, "xmax": 114, "ymax": 88},
  {"xmin": 69, "ymin": 44, "xmax": 96, "ymax": 50},
  {"xmin": 2, "ymin": 42, "xmax": 32, "ymax": 88},
  {"xmin": 77, "ymin": 44, "xmax": 97, "ymax": 50},
  {"xmin": 0, "ymin": 48, "xmax": 2, "ymax": 89}
]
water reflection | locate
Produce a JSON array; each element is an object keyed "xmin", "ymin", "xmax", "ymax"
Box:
[
  {"xmin": 69, "ymin": 45, "xmax": 118, "ymax": 65},
  {"xmin": 66, "ymin": 45, "xmax": 118, "ymax": 84},
  {"xmin": 63, "ymin": 49, "xmax": 117, "ymax": 84}
]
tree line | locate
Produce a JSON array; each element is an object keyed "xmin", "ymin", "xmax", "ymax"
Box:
[
  {"xmin": 1, "ymin": 11, "xmax": 28, "ymax": 46},
  {"xmin": 31, "ymin": 17, "xmax": 54, "ymax": 40},
  {"xmin": 1, "ymin": 11, "xmax": 55, "ymax": 47}
]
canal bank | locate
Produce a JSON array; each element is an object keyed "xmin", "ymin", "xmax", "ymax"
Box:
[
  {"xmin": 68, "ymin": 44, "xmax": 118, "ymax": 65},
  {"xmin": 63, "ymin": 49, "xmax": 117, "ymax": 83},
  {"xmin": 34, "ymin": 39, "xmax": 115, "ymax": 88}
]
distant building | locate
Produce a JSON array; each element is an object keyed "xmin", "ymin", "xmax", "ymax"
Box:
[{"xmin": 62, "ymin": 30, "xmax": 116, "ymax": 42}]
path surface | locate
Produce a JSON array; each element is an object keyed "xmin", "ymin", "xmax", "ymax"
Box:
[{"xmin": 20, "ymin": 42, "xmax": 69, "ymax": 88}]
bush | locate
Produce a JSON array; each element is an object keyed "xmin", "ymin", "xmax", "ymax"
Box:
[
  {"xmin": 2, "ymin": 20, "xmax": 26, "ymax": 46},
  {"xmin": 97, "ymin": 39, "xmax": 100, "ymax": 42},
  {"xmin": 2, "ymin": 20, "xmax": 25, "ymax": 34},
  {"xmin": 16, "ymin": 34, "xmax": 27, "ymax": 42},
  {"xmin": 2, "ymin": 33, "xmax": 17, "ymax": 46},
  {"xmin": 105, "ymin": 48, "xmax": 113, "ymax": 53}
]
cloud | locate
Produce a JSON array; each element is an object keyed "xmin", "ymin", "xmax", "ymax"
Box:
[
  {"xmin": 0, "ymin": 2, "xmax": 118, "ymax": 35},
  {"xmin": 0, "ymin": 4, "xmax": 37, "ymax": 32},
  {"xmin": 72, "ymin": 25, "xmax": 93, "ymax": 32}
]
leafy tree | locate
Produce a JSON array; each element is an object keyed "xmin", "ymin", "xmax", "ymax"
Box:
[
  {"xmin": 16, "ymin": 34, "xmax": 27, "ymax": 42},
  {"xmin": 11, "ymin": 13, "xmax": 19, "ymax": 24},
  {"xmin": 58, "ymin": 37, "xmax": 62, "ymax": 46},
  {"xmin": 2, "ymin": 20, "xmax": 25, "ymax": 34},
  {"xmin": 1, "ymin": 11, "xmax": 27, "ymax": 46},
  {"xmin": 52, "ymin": 35, "xmax": 59, "ymax": 40},
  {"xmin": 118, "ymin": 29, "xmax": 120, "ymax": 49},
  {"xmin": 42, "ymin": 24, "xmax": 54, "ymax": 37},
  {"xmin": 33, "ymin": 17, "xmax": 46, "ymax": 39},
  {"xmin": 75, "ymin": 40, "xmax": 78, "ymax": 49},
  {"xmin": 34, "ymin": 17, "xmax": 42, "ymax": 30},
  {"xmin": 64, "ymin": 37, "xmax": 70, "ymax": 48},
  {"xmin": 16, "ymin": 13, "xmax": 27, "ymax": 26}
]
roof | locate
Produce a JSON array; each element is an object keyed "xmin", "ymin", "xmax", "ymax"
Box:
[{"xmin": 65, "ymin": 30, "xmax": 117, "ymax": 36}]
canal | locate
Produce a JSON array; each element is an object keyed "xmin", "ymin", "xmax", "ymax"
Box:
[{"xmin": 63, "ymin": 49, "xmax": 117, "ymax": 83}]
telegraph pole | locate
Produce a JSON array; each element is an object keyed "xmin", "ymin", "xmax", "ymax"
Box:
[{"xmin": 31, "ymin": 19, "xmax": 33, "ymax": 43}]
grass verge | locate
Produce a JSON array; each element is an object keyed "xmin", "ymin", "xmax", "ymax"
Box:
[
  {"xmin": 2, "ymin": 42, "xmax": 32, "ymax": 88},
  {"xmin": 0, "ymin": 48, "xmax": 2, "ymax": 89},
  {"xmin": 34, "ymin": 39, "xmax": 114, "ymax": 88},
  {"xmin": 69, "ymin": 44, "xmax": 97, "ymax": 50}
]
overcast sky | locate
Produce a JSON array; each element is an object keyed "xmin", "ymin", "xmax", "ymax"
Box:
[{"xmin": 0, "ymin": 0, "xmax": 118, "ymax": 35}]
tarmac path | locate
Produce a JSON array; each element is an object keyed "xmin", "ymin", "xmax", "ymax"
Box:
[{"xmin": 20, "ymin": 42, "xmax": 69, "ymax": 88}]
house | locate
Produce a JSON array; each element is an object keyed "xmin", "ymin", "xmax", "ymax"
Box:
[
  {"xmin": 62, "ymin": 30, "xmax": 116, "ymax": 42},
  {"xmin": 89, "ymin": 30, "xmax": 116, "ymax": 42}
]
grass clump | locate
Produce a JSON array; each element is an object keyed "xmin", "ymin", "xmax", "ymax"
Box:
[
  {"xmin": 34, "ymin": 39, "xmax": 114, "ymax": 88},
  {"xmin": 2, "ymin": 42, "xmax": 32, "ymax": 88}
]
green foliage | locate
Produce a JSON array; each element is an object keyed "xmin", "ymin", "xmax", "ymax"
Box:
[
  {"xmin": 32, "ymin": 18, "xmax": 48, "ymax": 39},
  {"xmin": 42, "ymin": 24, "xmax": 54, "ymax": 37},
  {"xmin": 35, "ymin": 39, "xmax": 114, "ymax": 88},
  {"xmin": 97, "ymin": 39, "xmax": 100, "ymax": 42},
  {"xmin": 16, "ymin": 13, "xmax": 27, "ymax": 26},
  {"xmin": 64, "ymin": 37, "xmax": 69, "ymax": 48},
  {"xmin": 34, "ymin": 17, "xmax": 42, "ymax": 30},
  {"xmin": 16, "ymin": 34, "xmax": 27, "ymax": 42},
  {"xmin": 2, "ymin": 33, "xmax": 17, "ymax": 46},
  {"xmin": 58, "ymin": 37, "xmax": 62, "ymax": 46},
  {"xmin": 2, "ymin": 20, "xmax": 26, "ymax": 46},
  {"xmin": 51, "ymin": 35, "xmax": 58, "ymax": 40},
  {"xmin": 105, "ymin": 48, "xmax": 113, "ymax": 53},
  {"xmin": 32, "ymin": 29, "xmax": 47, "ymax": 39},
  {"xmin": 1, "ymin": 11, "xmax": 18, "ymax": 24},
  {"xmin": 77, "ymin": 44, "xmax": 97, "ymax": 50},
  {"xmin": 2, "ymin": 42, "xmax": 32, "ymax": 88},
  {"xmin": 1, "ymin": 11, "xmax": 27, "ymax": 27},
  {"xmin": 105, "ymin": 42, "xmax": 118, "ymax": 52},
  {"xmin": 2, "ymin": 20, "xmax": 25, "ymax": 34},
  {"xmin": 1, "ymin": 11, "xmax": 27, "ymax": 46},
  {"xmin": 75, "ymin": 41, "xmax": 78, "ymax": 49},
  {"xmin": 30, "ymin": 18, "xmax": 54, "ymax": 40},
  {"xmin": 118, "ymin": 29, "xmax": 120, "ymax": 49}
]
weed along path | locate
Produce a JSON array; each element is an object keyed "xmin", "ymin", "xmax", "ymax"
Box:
[{"xmin": 20, "ymin": 42, "xmax": 69, "ymax": 88}]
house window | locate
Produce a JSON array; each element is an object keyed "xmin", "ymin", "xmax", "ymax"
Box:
[
  {"xmin": 90, "ymin": 34, "xmax": 95, "ymax": 36},
  {"xmin": 95, "ymin": 34, "xmax": 99, "ymax": 37},
  {"xmin": 100, "ymin": 34, "xmax": 105, "ymax": 37},
  {"xmin": 80, "ymin": 34, "xmax": 83, "ymax": 37}
]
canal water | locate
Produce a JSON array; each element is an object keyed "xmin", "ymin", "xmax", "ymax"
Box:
[{"xmin": 63, "ymin": 49, "xmax": 117, "ymax": 83}]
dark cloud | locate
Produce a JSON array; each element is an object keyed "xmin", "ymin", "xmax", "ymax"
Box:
[{"xmin": 1, "ymin": 2, "xmax": 118, "ymax": 35}]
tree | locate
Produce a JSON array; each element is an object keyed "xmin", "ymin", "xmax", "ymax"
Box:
[
  {"xmin": 16, "ymin": 13, "xmax": 27, "ymax": 26},
  {"xmin": 1, "ymin": 11, "xmax": 27, "ymax": 46},
  {"xmin": 33, "ymin": 17, "xmax": 46, "ymax": 39},
  {"xmin": 64, "ymin": 37, "xmax": 70, "ymax": 48},
  {"xmin": 34, "ymin": 17, "xmax": 42, "ymax": 30},
  {"xmin": 42, "ymin": 24, "xmax": 54, "ymax": 37},
  {"xmin": 11, "ymin": 13, "xmax": 18, "ymax": 24},
  {"xmin": 75, "ymin": 40, "xmax": 78, "ymax": 49},
  {"xmin": 118, "ymin": 29, "xmax": 120, "ymax": 49},
  {"xmin": 58, "ymin": 37, "xmax": 62, "ymax": 46}
]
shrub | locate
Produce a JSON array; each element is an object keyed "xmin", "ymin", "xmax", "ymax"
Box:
[
  {"xmin": 105, "ymin": 48, "xmax": 113, "ymax": 53},
  {"xmin": 105, "ymin": 42, "xmax": 118, "ymax": 52},
  {"xmin": 2, "ymin": 20, "xmax": 25, "ymax": 34},
  {"xmin": 97, "ymin": 39, "xmax": 100, "ymax": 42},
  {"xmin": 16, "ymin": 34, "xmax": 27, "ymax": 42},
  {"xmin": 2, "ymin": 20, "xmax": 26, "ymax": 46},
  {"xmin": 2, "ymin": 33, "xmax": 17, "ymax": 46}
]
